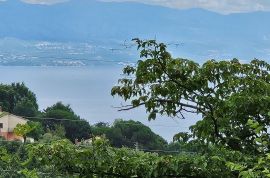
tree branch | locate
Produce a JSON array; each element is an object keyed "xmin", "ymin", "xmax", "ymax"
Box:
[{"xmin": 116, "ymin": 99, "xmax": 204, "ymax": 115}]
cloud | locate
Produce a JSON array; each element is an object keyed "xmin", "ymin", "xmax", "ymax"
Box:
[
  {"xmin": 21, "ymin": 0, "xmax": 69, "ymax": 5},
  {"xmin": 6, "ymin": 0, "xmax": 270, "ymax": 14},
  {"xmin": 100, "ymin": 0, "xmax": 270, "ymax": 14}
]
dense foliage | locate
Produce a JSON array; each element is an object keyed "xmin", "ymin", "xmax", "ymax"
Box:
[
  {"xmin": 0, "ymin": 138, "xmax": 255, "ymax": 178},
  {"xmin": 41, "ymin": 102, "xmax": 92, "ymax": 142},
  {"xmin": 0, "ymin": 83, "xmax": 38, "ymax": 116},
  {"xmin": 112, "ymin": 39, "xmax": 270, "ymax": 154},
  {"xmin": 92, "ymin": 119, "xmax": 167, "ymax": 150}
]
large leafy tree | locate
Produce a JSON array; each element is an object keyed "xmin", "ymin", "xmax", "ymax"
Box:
[
  {"xmin": 13, "ymin": 99, "xmax": 38, "ymax": 117},
  {"xmin": 92, "ymin": 119, "xmax": 167, "ymax": 150},
  {"xmin": 111, "ymin": 39, "xmax": 270, "ymax": 153},
  {"xmin": 42, "ymin": 102, "xmax": 91, "ymax": 142},
  {"xmin": 0, "ymin": 83, "xmax": 38, "ymax": 116}
]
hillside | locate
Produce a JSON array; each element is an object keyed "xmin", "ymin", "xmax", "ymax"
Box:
[{"xmin": 0, "ymin": 0, "xmax": 269, "ymax": 65}]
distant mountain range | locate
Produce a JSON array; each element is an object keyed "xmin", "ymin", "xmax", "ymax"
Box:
[{"xmin": 0, "ymin": 0, "xmax": 270, "ymax": 66}]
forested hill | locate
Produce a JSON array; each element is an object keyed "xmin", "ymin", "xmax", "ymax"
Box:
[{"xmin": 0, "ymin": 0, "xmax": 270, "ymax": 60}]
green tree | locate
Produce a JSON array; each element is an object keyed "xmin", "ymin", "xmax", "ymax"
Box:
[
  {"xmin": 39, "ymin": 127, "xmax": 66, "ymax": 143},
  {"xmin": 13, "ymin": 99, "xmax": 38, "ymax": 117},
  {"xmin": 51, "ymin": 124, "xmax": 66, "ymax": 138},
  {"xmin": 14, "ymin": 123, "xmax": 34, "ymax": 143},
  {"xmin": 42, "ymin": 102, "xmax": 91, "ymax": 142},
  {"xmin": 27, "ymin": 121, "xmax": 44, "ymax": 141},
  {"xmin": 92, "ymin": 122, "xmax": 110, "ymax": 136},
  {"xmin": 39, "ymin": 124, "xmax": 66, "ymax": 143},
  {"xmin": 92, "ymin": 119, "xmax": 167, "ymax": 150},
  {"xmin": 0, "ymin": 84, "xmax": 15, "ymax": 112},
  {"xmin": 111, "ymin": 39, "xmax": 270, "ymax": 153},
  {"xmin": 0, "ymin": 83, "xmax": 38, "ymax": 116}
]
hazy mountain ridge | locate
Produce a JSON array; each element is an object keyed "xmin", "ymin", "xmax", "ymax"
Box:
[{"xmin": 0, "ymin": 0, "xmax": 270, "ymax": 66}]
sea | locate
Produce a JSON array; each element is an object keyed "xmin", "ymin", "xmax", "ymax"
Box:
[{"xmin": 0, "ymin": 65, "xmax": 199, "ymax": 141}]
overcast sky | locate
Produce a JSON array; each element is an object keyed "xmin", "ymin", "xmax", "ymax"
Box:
[
  {"xmin": 21, "ymin": 0, "xmax": 68, "ymax": 4},
  {"xmin": 101, "ymin": 0, "xmax": 270, "ymax": 14},
  {"xmin": 6, "ymin": 0, "xmax": 270, "ymax": 14}
]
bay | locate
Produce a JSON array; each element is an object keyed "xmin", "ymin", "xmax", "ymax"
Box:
[{"xmin": 0, "ymin": 66, "xmax": 198, "ymax": 141}]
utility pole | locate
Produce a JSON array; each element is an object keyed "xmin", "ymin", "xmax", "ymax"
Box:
[{"xmin": 135, "ymin": 142, "xmax": 139, "ymax": 151}]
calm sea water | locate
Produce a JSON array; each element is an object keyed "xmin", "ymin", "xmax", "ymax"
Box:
[{"xmin": 0, "ymin": 66, "xmax": 199, "ymax": 141}]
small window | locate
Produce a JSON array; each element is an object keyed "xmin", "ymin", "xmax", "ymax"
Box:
[{"xmin": 0, "ymin": 123, "xmax": 3, "ymax": 128}]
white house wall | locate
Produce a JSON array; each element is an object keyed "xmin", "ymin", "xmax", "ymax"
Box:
[
  {"xmin": 0, "ymin": 114, "xmax": 28, "ymax": 132},
  {"xmin": 0, "ymin": 115, "xmax": 9, "ymax": 132},
  {"xmin": 7, "ymin": 115, "xmax": 28, "ymax": 132}
]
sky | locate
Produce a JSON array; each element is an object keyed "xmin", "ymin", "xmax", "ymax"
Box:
[
  {"xmin": 101, "ymin": 0, "xmax": 270, "ymax": 14},
  {"xmin": 21, "ymin": 0, "xmax": 68, "ymax": 4},
  {"xmin": 7, "ymin": 0, "xmax": 270, "ymax": 14}
]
